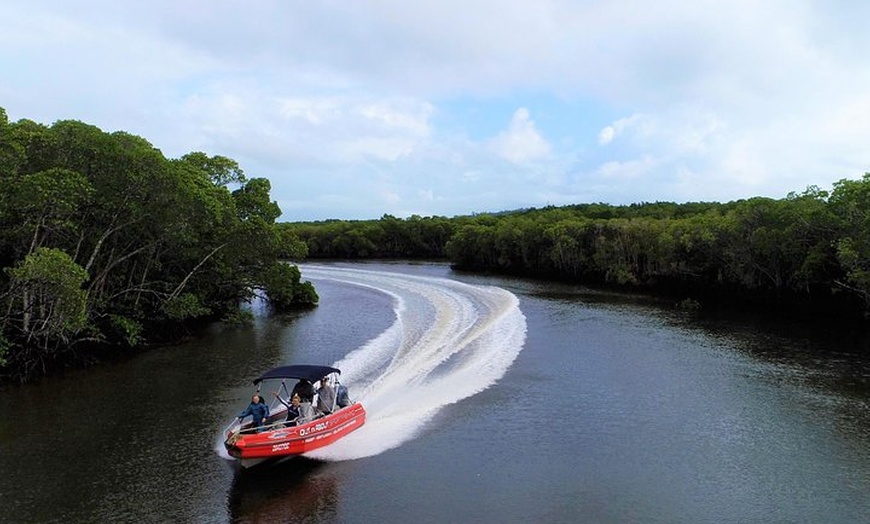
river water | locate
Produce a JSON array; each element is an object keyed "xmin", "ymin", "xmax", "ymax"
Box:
[{"xmin": 1, "ymin": 261, "xmax": 870, "ymax": 523}]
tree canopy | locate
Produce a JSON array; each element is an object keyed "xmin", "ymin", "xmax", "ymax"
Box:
[
  {"xmin": 0, "ymin": 109, "xmax": 314, "ymax": 382},
  {"xmin": 285, "ymin": 181, "xmax": 870, "ymax": 322}
]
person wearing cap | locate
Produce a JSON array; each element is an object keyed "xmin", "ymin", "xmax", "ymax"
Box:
[{"xmin": 316, "ymin": 376, "xmax": 336, "ymax": 415}]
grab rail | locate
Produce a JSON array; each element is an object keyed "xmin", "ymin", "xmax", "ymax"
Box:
[
  {"xmin": 229, "ymin": 401, "xmax": 352, "ymax": 438},
  {"xmin": 230, "ymin": 406, "xmax": 298, "ymax": 435}
]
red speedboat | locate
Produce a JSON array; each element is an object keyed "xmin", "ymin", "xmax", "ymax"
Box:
[{"xmin": 224, "ymin": 364, "xmax": 366, "ymax": 468}]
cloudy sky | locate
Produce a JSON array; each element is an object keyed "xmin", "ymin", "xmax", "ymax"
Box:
[{"xmin": 2, "ymin": 1, "xmax": 869, "ymax": 221}]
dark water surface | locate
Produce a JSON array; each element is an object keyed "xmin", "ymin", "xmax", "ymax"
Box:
[{"xmin": 1, "ymin": 261, "xmax": 870, "ymax": 523}]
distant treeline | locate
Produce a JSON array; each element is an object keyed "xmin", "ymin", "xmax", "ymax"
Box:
[
  {"xmin": 0, "ymin": 108, "xmax": 315, "ymax": 383},
  {"xmin": 283, "ymin": 179, "xmax": 870, "ymax": 320}
]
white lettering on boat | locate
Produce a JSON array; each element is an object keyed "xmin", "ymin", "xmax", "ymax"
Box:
[{"xmin": 298, "ymin": 421, "xmax": 329, "ymax": 436}]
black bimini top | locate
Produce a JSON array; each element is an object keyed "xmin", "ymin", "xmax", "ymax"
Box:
[{"xmin": 253, "ymin": 365, "xmax": 341, "ymax": 385}]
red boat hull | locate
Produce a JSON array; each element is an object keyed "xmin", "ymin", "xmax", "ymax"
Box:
[{"xmin": 225, "ymin": 403, "xmax": 366, "ymax": 466}]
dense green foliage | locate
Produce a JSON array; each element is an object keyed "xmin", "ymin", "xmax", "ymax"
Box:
[
  {"xmin": 282, "ymin": 214, "xmax": 455, "ymax": 258},
  {"xmin": 0, "ymin": 108, "xmax": 315, "ymax": 382},
  {"xmin": 286, "ymin": 181, "xmax": 870, "ymax": 320}
]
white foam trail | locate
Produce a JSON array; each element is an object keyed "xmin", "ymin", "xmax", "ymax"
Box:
[{"xmin": 300, "ymin": 265, "xmax": 527, "ymax": 460}]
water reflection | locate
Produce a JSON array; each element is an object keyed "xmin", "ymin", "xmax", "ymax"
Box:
[
  {"xmin": 514, "ymin": 275, "xmax": 870, "ymax": 463},
  {"xmin": 683, "ymin": 310, "xmax": 870, "ymax": 401},
  {"xmin": 228, "ymin": 458, "xmax": 339, "ymax": 523},
  {"xmin": 524, "ymin": 276, "xmax": 870, "ymax": 405}
]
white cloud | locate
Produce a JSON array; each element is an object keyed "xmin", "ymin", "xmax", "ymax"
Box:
[
  {"xmin": 356, "ymin": 102, "xmax": 433, "ymax": 136},
  {"xmin": 341, "ymin": 137, "xmax": 418, "ymax": 162},
  {"xmin": 598, "ymin": 114, "xmax": 647, "ymax": 146},
  {"xmin": 489, "ymin": 108, "xmax": 552, "ymax": 164},
  {"xmin": 598, "ymin": 126, "xmax": 616, "ymax": 145},
  {"xmin": 278, "ymin": 97, "xmax": 342, "ymax": 125},
  {"xmin": 412, "ymin": 188, "xmax": 429, "ymax": 200},
  {"xmin": 600, "ymin": 111, "xmax": 724, "ymax": 154},
  {"xmin": 596, "ymin": 156, "xmax": 659, "ymax": 180},
  {"xmin": 382, "ymin": 190, "xmax": 402, "ymax": 204},
  {"xmin": 176, "ymin": 91, "xmax": 434, "ymax": 167},
  {"xmin": 3, "ymin": 0, "xmax": 870, "ymax": 220}
]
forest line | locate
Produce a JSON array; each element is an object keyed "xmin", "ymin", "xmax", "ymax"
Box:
[{"xmin": 284, "ymin": 179, "xmax": 870, "ymax": 320}]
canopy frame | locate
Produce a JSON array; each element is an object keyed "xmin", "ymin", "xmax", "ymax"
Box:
[{"xmin": 252, "ymin": 364, "xmax": 341, "ymax": 385}]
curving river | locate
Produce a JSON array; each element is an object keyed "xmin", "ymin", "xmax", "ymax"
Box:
[{"xmin": 1, "ymin": 261, "xmax": 870, "ymax": 523}]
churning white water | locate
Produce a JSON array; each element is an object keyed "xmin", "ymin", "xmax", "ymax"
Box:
[{"xmin": 300, "ymin": 264, "xmax": 527, "ymax": 461}]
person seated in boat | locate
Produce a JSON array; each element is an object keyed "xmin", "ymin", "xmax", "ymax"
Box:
[
  {"xmin": 291, "ymin": 379, "xmax": 316, "ymax": 421},
  {"xmin": 274, "ymin": 392, "xmax": 302, "ymax": 426},
  {"xmin": 316, "ymin": 375, "xmax": 336, "ymax": 415},
  {"xmin": 291, "ymin": 379, "xmax": 315, "ymax": 403},
  {"xmin": 237, "ymin": 394, "xmax": 270, "ymax": 432},
  {"xmin": 335, "ymin": 382, "xmax": 352, "ymax": 408}
]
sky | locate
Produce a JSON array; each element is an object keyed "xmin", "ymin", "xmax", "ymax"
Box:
[{"xmin": 2, "ymin": 1, "xmax": 869, "ymax": 221}]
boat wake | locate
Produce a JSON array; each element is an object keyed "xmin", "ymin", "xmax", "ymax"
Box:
[{"xmin": 300, "ymin": 264, "xmax": 527, "ymax": 461}]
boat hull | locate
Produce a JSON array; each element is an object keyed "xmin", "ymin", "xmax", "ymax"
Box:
[{"xmin": 224, "ymin": 403, "xmax": 366, "ymax": 467}]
